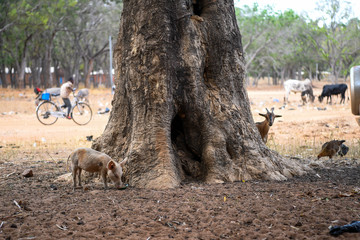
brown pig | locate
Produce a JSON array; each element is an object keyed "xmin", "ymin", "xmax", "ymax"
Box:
[{"xmin": 67, "ymin": 147, "xmax": 125, "ymax": 190}]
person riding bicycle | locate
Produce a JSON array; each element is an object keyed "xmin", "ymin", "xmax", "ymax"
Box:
[{"xmin": 60, "ymin": 77, "xmax": 74, "ymax": 119}]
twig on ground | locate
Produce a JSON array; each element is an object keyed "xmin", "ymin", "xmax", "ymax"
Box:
[
  {"xmin": 13, "ymin": 200, "xmax": 22, "ymax": 210},
  {"xmin": 6, "ymin": 171, "xmax": 16, "ymax": 177},
  {"xmin": 46, "ymin": 151, "xmax": 56, "ymax": 162},
  {"xmin": 2, "ymin": 212, "xmax": 25, "ymax": 221},
  {"xmin": 56, "ymin": 224, "xmax": 68, "ymax": 231},
  {"xmin": 107, "ymin": 196, "xmax": 116, "ymax": 204}
]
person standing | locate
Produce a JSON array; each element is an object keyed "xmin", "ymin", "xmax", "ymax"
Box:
[{"xmin": 60, "ymin": 77, "xmax": 74, "ymax": 119}]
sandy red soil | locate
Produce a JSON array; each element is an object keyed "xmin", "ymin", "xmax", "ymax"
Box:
[{"xmin": 0, "ymin": 85, "xmax": 359, "ymax": 239}]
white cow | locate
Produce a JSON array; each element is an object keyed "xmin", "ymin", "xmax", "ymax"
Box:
[{"xmin": 284, "ymin": 79, "xmax": 313, "ymax": 103}]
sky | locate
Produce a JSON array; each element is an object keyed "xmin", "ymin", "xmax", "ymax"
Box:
[{"xmin": 234, "ymin": 0, "xmax": 360, "ymax": 20}]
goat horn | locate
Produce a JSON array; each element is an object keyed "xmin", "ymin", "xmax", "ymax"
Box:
[{"xmin": 259, "ymin": 113, "xmax": 266, "ymax": 117}]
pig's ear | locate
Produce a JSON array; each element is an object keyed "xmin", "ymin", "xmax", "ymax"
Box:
[{"xmin": 107, "ymin": 160, "xmax": 115, "ymax": 170}]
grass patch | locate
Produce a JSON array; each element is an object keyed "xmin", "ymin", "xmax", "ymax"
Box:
[{"xmin": 267, "ymin": 136, "xmax": 360, "ymax": 160}]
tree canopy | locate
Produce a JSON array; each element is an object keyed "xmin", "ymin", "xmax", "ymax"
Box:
[
  {"xmin": 236, "ymin": 0, "xmax": 360, "ymax": 84},
  {"xmin": 0, "ymin": 0, "xmax": 122, "ymax": 88}
]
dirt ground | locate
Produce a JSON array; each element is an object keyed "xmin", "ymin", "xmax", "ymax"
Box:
[{"xmin": 1, "ymin": 83, "xmax": 360, "ymax": 239}]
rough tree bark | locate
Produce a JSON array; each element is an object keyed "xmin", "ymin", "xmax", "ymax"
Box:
[{"xmin": 92, "ymin": 0, "xmax": 308, "ymax": 189}]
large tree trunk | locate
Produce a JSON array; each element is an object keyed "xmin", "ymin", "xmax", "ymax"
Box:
[
  {"xmin": 93, "ymin": 0, "xmax": 308, "ymax": 189},
  {"xmin": 0, "ymin": 33, "xmax": 8, "ymax": 88},
  {"xmin": 43, "ymin": 45, "xmax": 53, "ymax": 88},
  {"xmin": 83, "ymin": 58, "xmax": 94, "ymax": 88},
  {"xmin": 0, "ymin": 67, "xmax": 7, "ymax": 88},
  {"xmin": 43, "ymin": 33, "xmax": 56, "ymax": 88},
  {"xmin": 18, "ymin": 56, "xmax": 27, "ymax": 88},
  {"xmin": 12, "ymin": 51, "xmax": 26, "ymax": 89}
]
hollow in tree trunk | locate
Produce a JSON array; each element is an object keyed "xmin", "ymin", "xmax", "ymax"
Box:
[{"xmin": 92, "ymin": 0, "xmax": 308, "ymax": 189}]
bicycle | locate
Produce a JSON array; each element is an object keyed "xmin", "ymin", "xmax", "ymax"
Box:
[{"xmin": 36, "ymin": 90, "xmax": 92, "ymax": 125}]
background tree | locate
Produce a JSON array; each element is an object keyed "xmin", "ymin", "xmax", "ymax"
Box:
[
  {"xmin": 339, "ymin": 17, "xmax": 360, "ymax": 80},
  {"xmin": 313, "ymin": 0, "xmax": 355, "ymax": 82},
  {"xmin": 76, "ymin": 2, "xmax": 110, "ymax": 88},
  {"xmin": 235, "ymin": 0, "xmax": 360, "ymax": 84},
  {"xmin": 236, "ymin": 4, "xmax": 278, "ymax": 85},
  {"xmin": 38, "ymin": 0, "xmax": 78, "ymax": 88},
  {"xmin": 0, "ymin": 0, "xmax": 13, "ymax": 88},
  {"xmin": 0, "ymin": 0, "xmax": 122, "ymax": 88},
  {"xmin": 92, "ymin": 0, "xmax": 307, "ymax": 189},
  {"xmin": 2, "ymin": 0, "xmax": 44, "ymax": 88},
  {"xmin": 265, "ymin": 10, "xmax": 304, "ymax": 83},
  {"xmin": 53, "ymin": 0, "xmax": 122, "ymax": 87},
  {"xmin": 236, "ymin": 5, "xmax": 320, "ymax": 84}
]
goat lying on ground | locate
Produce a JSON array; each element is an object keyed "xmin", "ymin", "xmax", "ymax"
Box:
[{"xmin": 255, "ymin": 107, "xmax": 282, "ymax": 143}]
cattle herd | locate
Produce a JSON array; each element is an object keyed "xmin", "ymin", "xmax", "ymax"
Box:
[{"xmin": 283, "ymin": 79, "xmax": 348, "ymax": 105}]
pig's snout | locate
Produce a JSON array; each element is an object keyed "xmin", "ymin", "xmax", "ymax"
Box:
[
  {"xmin": 107, "ymin": 160, "xmax": 123, "ymax": 189},
  {"xmin": 113, "ymin": 180, "xmax": 123, "ymax": 189},
  {"xmin": 116, "ymin": 183, "xmax": 128, "ymax": 190},
  {"xmin": 108, "ymin": 171, "xmax": 122, "ymax": 188}
]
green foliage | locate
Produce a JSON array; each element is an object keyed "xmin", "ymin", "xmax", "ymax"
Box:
[
  {"xmin": 236, "ymin": 0, "xmax": 360, "ymax": 83},
  {"xmin": 0, "ymin": 0, "xmax": 122, "ymax": 88}
]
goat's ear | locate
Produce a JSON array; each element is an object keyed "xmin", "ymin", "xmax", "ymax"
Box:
[
  {"xmin": 259, "ymin": 113, "xmax": 266, "ymax": 117},
  {"xmin": 275, "ymin": 115, "xmax": 282, "ymax": 118}
]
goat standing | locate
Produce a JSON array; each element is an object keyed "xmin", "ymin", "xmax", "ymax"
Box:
[{"xmin": 255, "ymin": 108, "xmax": 282, "ymax": 143}]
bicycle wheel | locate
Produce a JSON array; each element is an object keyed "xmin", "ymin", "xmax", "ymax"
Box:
[
  {"xmin": 72, "ymin": 102, "xmax": 92, "ymax": 125},
  {"xmin": 36, "ymin": 101, "xmax": 59, "ymax": 125}
]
